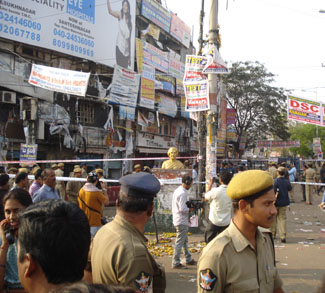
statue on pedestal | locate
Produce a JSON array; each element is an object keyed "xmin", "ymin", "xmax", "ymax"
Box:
[{"xmin": 161, "ymin": 147, "xmax": 184, "ymax": 170}]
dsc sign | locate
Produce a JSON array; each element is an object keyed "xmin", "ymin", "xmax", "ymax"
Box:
[
  {"xmin": 287, "ymin": 95, "xmax": 321, "ymax": 126},
  {"xmin": 289, "ymin": 100, "xmax": 320, "ymax": 114}
]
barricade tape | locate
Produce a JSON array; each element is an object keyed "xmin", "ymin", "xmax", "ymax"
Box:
[
  {"xmin": 9, "ymin": 174, "xmax": 324, "ymax": 186},
  {"xmin": 10, "ymin": 175, "xmax": 206, "ymax": 185},
  {"xmin": 0, "ymin": 156, "xmax": 197, "ymax": 165},
  {"xmin": 292, "ymin": 181, "xmax": 325, "ymax": 186}
]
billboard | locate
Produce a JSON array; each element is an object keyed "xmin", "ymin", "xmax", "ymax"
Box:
[
  {"xmin": 141, "ymin": 39, "xmax": 169, "ymax": 73},
  {"xmin": 140, "ymin": 0, "xmax": 172, "ymax": 32},
  {"xmin": 0, "ymin": 0, "xmax": 136, "ymax": 70},
  {"xmin": 287, "ymin": 95, "xmax": 321, "ymax": 126},
  {"xmin": 257, "ymin": 140, "xmax": 300, "ymax": 148},
  {"xmin": 170, "ymin": 13, "xmax": 191, "ymax": 48},
  {"xmin": 156, "ymin": 92, "xmax": 177, "ymax": 117}
]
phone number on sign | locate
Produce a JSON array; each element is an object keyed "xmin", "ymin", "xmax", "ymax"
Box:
[
  {"xmin": 0, "ymin": 24, "xmax": 40, "ymax": 41},
  {"xmin": 0, "ymin": 12, "xmax": 42, "ymax": 30},
  {"xmin": 53, "ymin": 28, "xmax": 94, "ymax": 48},
  {"xmin": 52, "ymin": 38, "xmax": 94, "ymax": 57}
]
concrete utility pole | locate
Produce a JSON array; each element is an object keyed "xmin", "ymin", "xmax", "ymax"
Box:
[
  {"xmin": 197, "ymin": 0, "xmax": 205, "ymax": 197},
  {"xmin": 205, "ymin": 0, "xmax": 219, "ymax": 184}
]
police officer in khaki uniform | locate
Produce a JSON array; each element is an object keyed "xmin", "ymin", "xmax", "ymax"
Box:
[
  {"xmin": 66, "ymin": 167, "xmax": 84, "ymax": 205},
  {"xmin": 305, "ymin": 162, "xmax": 316, "ymax": 205},
  {"xmin": 197, "ymin": 170, "xmax": 283, "ymax": 293},
  {"xmin": 55, "ymin": 163, "xmax": 66, "ymax": 200},
  {"xmin": 268, "ymin": 162, "xmax": 278, "ymax": 179},
  {"xmin": 89, "ymin": 172, "xmax": 166, "ymax": 292}
]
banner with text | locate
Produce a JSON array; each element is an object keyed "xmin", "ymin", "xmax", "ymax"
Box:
[
  {"xmin": 287, "ymin": 95, "xmax": 321, "ymax": 126},
  {"xmin": 28, "ymin": 64, "xmax": 90, "ymax": 96},
  {"xmin": 183, "ymin": 55, "xmax": 208, "ymax": 82},
  {"xmin": 170, "ymin": 13, "xmax": 191, "ymax": 48},
  {"xmin": 140, "ymin": 0, "xmax": 172, "ymax": 32},
  {"xmin": 109, "ymin": 65, "xmax": 140, "ymax": 108},
  {"xmin": 156, "ymin": 92, "xmax": 177, "ymax": 117},
  {"xmin": 226, "ymin": 108, "xmax": 236, "ymax": 125},
  {"xmin": 184, "ymin": 81, "xmax": 210, "ymax": 112},
  {"xmin": 257, "ymin": 140, "xmax": 300, "ymax": 148},
  {"xmin": 20, "ymin": 144, "xmax": 38, "ymax": 162},
  {"xmin": 140, "ymin": 39, "xmax": 169, "ymax": 73},
  {"xmin": 139, "ymin": 64, "xmax": 155, "ymax": 109}
]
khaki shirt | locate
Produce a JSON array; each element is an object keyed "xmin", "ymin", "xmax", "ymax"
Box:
[
  {"xmin": 66, "ymin": 180, "xmax": 83, "ymax": 204},
  {"xmin": 197, "ymin": 221, "xmax": 282, "ymax": 293},
  {"xmin": 305, "ymin": 168, "xmax": 316, "ymax": 182},
  {"xmin": 91, "ymin": 214, "xmax": 166, "ymax": 292},
  {"xmin": 268, "ymin": 166, "xmax": 277, "ymax": 179}
]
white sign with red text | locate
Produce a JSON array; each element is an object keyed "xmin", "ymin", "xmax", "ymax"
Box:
[
  {"xmin": 29, "ymin": 64, "xmax": 90, "ymax": 96},
  {"xmin": 184, "ymin": 80, "xmax": 210, "ymax": 112},
  {"xmin": 287, "ymin": 95, "xmax": 321, "ymax": 126}
]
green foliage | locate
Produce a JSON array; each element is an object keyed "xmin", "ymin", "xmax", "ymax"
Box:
[
  {"xmin": 222, "ymin": 61, "xmax": 290, "ymax": 155},
  {"xmin": 289, "ymin": 123, "xmax": 324, "ymax": 158}
]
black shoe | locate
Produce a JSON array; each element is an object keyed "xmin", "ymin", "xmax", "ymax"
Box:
[
  {"xmin": 172, "ymin": 263, "xmax": 187, "ymax": 269},
  {"xmin": 281, "ymin": 239, "xmax": 286, "ymax": 243},
  {"xmin": 186, "ymin": 259, "xmax": 197, "ymax": 265}
]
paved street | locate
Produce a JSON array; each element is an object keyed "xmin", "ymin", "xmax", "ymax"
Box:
[{"xmin": 145, "ymin": 185, "xmax": 325, "ymax": 293}]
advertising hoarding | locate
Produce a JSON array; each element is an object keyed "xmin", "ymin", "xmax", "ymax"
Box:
[
  {"xmin": 170, "ymin": 13, "xmax": 191, "ymax": 48},
  {"xmin": 28, "ymin": 64, "xmax": 90, "ymax": 96},
  {"xmin": 257, "ymin": 140, "xmax": 300, "ymax": 148},
  {"xmin": 184, "ymin": 80, "xmax": 210, "ymax": 112},
  {"xmin": 287, "ymin": 95, "xmax": 321, "ymax": 126},
  {"xmin": 140, "ymin": 0, "xmax": 172, "ymax": 32},
  {"xmin": 141, "ymin": 39, "xmax": 169, "ymax": 73},
  {"xmin": 226, "ymin": 108, "xmax": 236, "ymax": 125},
  {"xmin": 20, "ymin": 144, "xmax": 37, "ymax": 162},
  {"xmin": 0, "ymin": 0, "xmax": 136, "ymax": 70},
  {"xmin": 109, "ymin": 65, "xmax": 140, "ymax": 107},
  {"xmin": 156, "ymin": 92, "xmax": 177, "ymax": 117}
]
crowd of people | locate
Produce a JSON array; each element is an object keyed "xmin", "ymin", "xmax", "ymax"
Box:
[{"xmin": 0, "ymin": 160, "xmax": 323, "ymax": 292}]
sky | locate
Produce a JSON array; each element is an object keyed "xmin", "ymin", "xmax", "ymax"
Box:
[{"xmin": 165, "ymin": 0, "xmax": 325, "ymax": 103}]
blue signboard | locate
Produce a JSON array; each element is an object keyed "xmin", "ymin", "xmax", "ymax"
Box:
[
  {"xmin": 141, "ymin": 0, "xmax": 172, "ymax": 32},
  {"xmin": 20, "ymin": 144, "xmax": 37, "ymax": 162}
]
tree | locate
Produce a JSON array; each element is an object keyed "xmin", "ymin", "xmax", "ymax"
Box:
[
  {"xmin": 222, "ymin": 61, "xmax": 290, "ymax": 156},
  {"xmin": 289, "ymin": 123, "xmax": 324, "ymax": 158}
]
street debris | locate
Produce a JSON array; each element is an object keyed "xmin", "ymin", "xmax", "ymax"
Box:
[{"xmin": 145, "ymin": 232, "xmax": 206, "ymax": 257}]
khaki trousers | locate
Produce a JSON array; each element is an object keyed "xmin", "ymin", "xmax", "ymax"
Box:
[
  {"xmin": 271, "ymin": 206, "xmax": 287, "ymax": 240},
  {"xmin": 305, "ymin": 183, "xmax": 313, "ymax": 204},
  {"xmin": 289, "ymin": 184, "xmax": 295, "ymax": 201}
]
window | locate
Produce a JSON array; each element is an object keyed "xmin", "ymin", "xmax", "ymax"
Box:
[{"xmin": 77, "ymin": 101, "xmax": 94, "ymax": 124}]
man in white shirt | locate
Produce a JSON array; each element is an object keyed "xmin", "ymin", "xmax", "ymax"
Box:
[
  {"xmin": 172, "ymin": 176, "xmax": 195, "ymax": 269},
  {"xmin": 203, "ymin": 171, "xmax": 233, "ymax": 243}
]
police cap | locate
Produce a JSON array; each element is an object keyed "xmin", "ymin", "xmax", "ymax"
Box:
[
  {"xmin": 58, "ymin": 163, "xmax": 64, "ymax": 168},
  {"xmin": 119, "ymin": 172, "xmax": 160, "ymax": 198},
  {"xmin": 227, "ymin": 170, "xmax": 273, "ymax": 200},
  {"xmin": 134, "ymin": 164, "xmax": 141, "ymax": 170}
]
